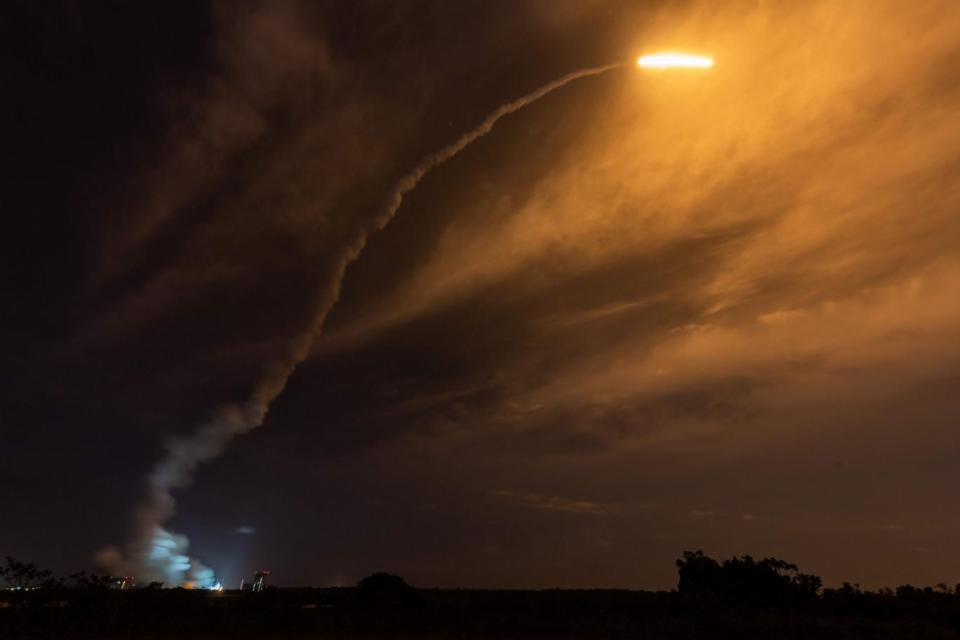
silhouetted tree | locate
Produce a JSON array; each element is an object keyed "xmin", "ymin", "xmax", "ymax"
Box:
[
  {"xmin": 676, "ymin": 550, "xmax": 721, "ymax": 594},
  {"xmin": 793, "ymin": 570, "xmax": 823, "ymax": 597},
  {"xmin": 896, "ymin": 584, "xmax": 920, "ymax": 599},
  {"xmin": 1, "ymin": 556, "xmax": 52, "ymax": 589},
  {"xmin": 356, "ymin": 572, "xmax": 422, "ymax": 607},
  {"xmin": 68, "ymin": 570, "xmax": 114, "ymax": 590}
]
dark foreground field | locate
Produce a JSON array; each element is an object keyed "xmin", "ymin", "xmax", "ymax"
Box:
[
  {"xmin": 4, "ymin": 553, "xmax": 960, "ymax": 639},
  {"xmin": 4, "ymin": 585, "xmax": 960, "ymax": 640}
]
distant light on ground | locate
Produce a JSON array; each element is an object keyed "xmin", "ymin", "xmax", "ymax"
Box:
[{"xmin": 637, "ymin": 53, "xmax": 714, "ymax": 69}]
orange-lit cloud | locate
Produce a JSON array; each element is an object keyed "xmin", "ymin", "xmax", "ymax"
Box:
[{"xmin": 304, "ymin": 1, "xmax": 960, "ymax": 586}]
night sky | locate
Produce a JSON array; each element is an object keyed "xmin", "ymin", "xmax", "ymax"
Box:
[{"xmin": 4, "ymin": 1, "xmax": 960, "ymax": 590}]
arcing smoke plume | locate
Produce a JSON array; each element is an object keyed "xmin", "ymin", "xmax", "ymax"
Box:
[{"xmin": 101, "ymin": 63, "xmax": 621, "ymax": 585}]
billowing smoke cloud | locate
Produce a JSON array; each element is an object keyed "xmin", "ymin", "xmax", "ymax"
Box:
[{"xmin": 101, "ymin": 63, "xmax": 622, "ymax": 584}]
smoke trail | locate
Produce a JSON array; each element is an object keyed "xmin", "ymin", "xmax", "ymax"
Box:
[{"xmin": 105, "ymin": 63, "xmax": 621, "ymax": 583}]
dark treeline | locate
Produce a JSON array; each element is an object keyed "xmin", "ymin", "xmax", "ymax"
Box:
[{"xmin": 3, "ymin": 552, "xmax": 960, "ymax": 638}]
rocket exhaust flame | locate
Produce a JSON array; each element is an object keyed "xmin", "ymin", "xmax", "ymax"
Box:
[
  {"xmin": 100, "ymin": 62, "xmax": 623, "ymax": 584},
  {"xmin": 637, "ymin": 52, "xmax": 714, "ymax": 69}
]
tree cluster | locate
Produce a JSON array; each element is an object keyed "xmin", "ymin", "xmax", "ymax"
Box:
[
  {"xmin": 676, "ymin": 550, "xmax": 822, "ymax": 605},
  {"xmin": 0, "ymin": 557, "xmax": 55, "ymax": 590}
]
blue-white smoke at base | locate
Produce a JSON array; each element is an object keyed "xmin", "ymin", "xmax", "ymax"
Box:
[{"xmin": 145, "ymin": 527, "xmax": 217, "ymax": 587}]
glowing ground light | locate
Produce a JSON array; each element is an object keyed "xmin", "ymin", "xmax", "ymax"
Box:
[{"xmin": 637, "ymin": 53, "xmax": 714, "ymax": 69}]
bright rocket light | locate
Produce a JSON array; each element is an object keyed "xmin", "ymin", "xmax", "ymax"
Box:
[{"xmin": 637, "ymin": 53, "xmax": 714, "ymax": 69}]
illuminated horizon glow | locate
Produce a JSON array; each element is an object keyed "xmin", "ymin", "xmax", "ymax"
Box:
[{"xmin": 637, "ymin": 52, "xmax": 714, "ymax": 69}]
